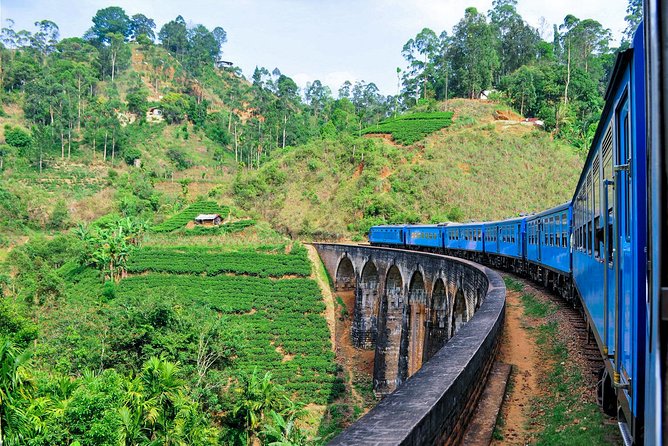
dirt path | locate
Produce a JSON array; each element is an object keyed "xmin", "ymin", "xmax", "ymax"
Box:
[
  {"xmin": 306, "ymin": 245, "xmax": 337, "ymax": 352},
  {"xmin": 305, "ymin": 245, "xmax": 372, "ymax": 411},
  {"xmin": 492, "ymin": 286, "xmax": 541, "ymax": 445}
]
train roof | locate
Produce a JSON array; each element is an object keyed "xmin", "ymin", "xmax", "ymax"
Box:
[
  {"xmin": 443, "ymin": 221, "xmax": 485, "ymax": 228},
  {"xmin": 405, "ymin": 224, "xmax": 441, "ymax": 229},
  {"xmin": 526, "ymin": 201, "xmax": 572, "ymax": 220},
  {"xmin": 483, "ymin": 216, "xmax": 526, "ymax": 226},
  {"xmin": 369, "ymin": 224, "xmax": 406, "ymax": 228}
]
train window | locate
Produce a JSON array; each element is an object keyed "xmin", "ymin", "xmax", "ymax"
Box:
[
  {"xmin": 562, "ymin": 217, "xmax": 568, "ymax": 247},
  {"xmin": 593, "ymin": 156, "xmax": 600, "ymax": 220},
  {"xmin": 529, "ymin": 224, "xmax": 533, "ymax": 245},
  {"xmin": 594, "ymin": 219, "xmax": 604, "ymax": 261}
]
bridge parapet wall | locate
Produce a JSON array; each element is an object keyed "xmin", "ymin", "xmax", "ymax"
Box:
[{"xmin": 312, "ymin": 243, "xmax": 505, "ymax": 446}]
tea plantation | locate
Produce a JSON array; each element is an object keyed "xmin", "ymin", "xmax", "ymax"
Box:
[
  {"xmin": 28, "ymin": 238, "xmax": 343, "ymax": 443},
  {"xmin": 153, "ymin": 200, "xmax": 231, "ymax": 232},
  {"xmin": 361, "ymin": 111, "xmax": 454, "ymax": 144}
]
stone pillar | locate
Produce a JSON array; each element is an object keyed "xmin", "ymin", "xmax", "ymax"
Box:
[{"xmin": 373, "ymin": 265, "xmax": 404, "ymax": 396}]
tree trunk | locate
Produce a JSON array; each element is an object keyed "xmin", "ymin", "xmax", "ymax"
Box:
[
  {"xmin": 103, "ymin": 130, "xmax": 108, "ymax": 161},
  {"xmin": 564, "ymin": 41, "xmax": 571, "ymax": 105},
  {"xmin": 61, "ymin": 131, "xmax": 65, "ymax": 159},
  {"xmin": 282, "ymin": 115, "xmax": 287, "ymax": 150},
  {"xmin": 445, "ymin": 69, "xmax": 449, "ymax": 108},
  {"xmin": 77, "ymin": 76, "xmax": 82, "ymax": 132},
  {"xmin": 234, "ymin": 123, "xmax": 238, "ymax": 163},
  {"xmin": 67, "ymin": 123, "xmax": 72, "ymax": 159},
  {"xmin": 111, "ymin": 133, "xmax": 115, "ymax": 165},
  {"xmin": 111, "ymin": 50, "xmax": 116, "ymax": 83}
]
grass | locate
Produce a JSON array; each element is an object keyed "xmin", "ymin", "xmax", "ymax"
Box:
[
  {"xmin": 517, "ymin": 294, "xmax": 620, "ymax": 445},
  {"xmin": 503, "ymin": 276, "xmax": 524, "ymax": 292},
  {"xmin": 520, "ymin": 293, "xmax": 554, "ymax": 318}
]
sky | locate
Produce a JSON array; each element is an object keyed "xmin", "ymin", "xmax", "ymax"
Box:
[{"xmin": 0, "ymin": 0, "xmax": 630, "ymax": 95}]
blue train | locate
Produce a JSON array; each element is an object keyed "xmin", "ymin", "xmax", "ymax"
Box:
[{"xmin": 369, "ymin": 16, "xmax": 667, "ymax": 445}]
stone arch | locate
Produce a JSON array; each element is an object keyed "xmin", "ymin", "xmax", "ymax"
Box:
[
  {"xmin": 402, "ymin": 270, "xmax": 428, "ymax": 379},
  {"xmin": 425, "ymin": 278, "xmax": 449, "ymax": 361},
  {"xmin": 385, "ymin": 265, "xmax": 403, "ymax": 308},
  {"xmin": 374, "ymin": 264, "xmax": 405, "ymax": 395},
  {"xmin": 352, "ymin": 261, "xmax": 380, "ymax": 349},
  {"xmin": 451, "ymin": 287, "xmax": 468, "ymax": 337},
  {"xmin": 474, "ymin": 289, "xmax": 483, "ymax": 312},
  {"xmin": 335, "ymin": 256, "xmax": 355, "ymax": 291}
]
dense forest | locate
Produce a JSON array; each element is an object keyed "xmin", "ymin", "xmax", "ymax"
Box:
[{"xmin": 0, "ymin": 1, "xmax": 642, "ymax": 445}]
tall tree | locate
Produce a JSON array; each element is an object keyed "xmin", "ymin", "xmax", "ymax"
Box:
[
  {"xmin": 449, "ymin": 7, "xmax": 499, "ymax": 98},
  {"xmin": 86, "ymin": 6, "xmax": 131, "ymax": 44},
  {"xmin": 623, "ymin": 0, "xmax": 643, "ymax": 43},
  {"xmin": 30, "ymin": 20, "xmax": 59, "ymax": 62},
  {"xmin": 304, "ymin": 80, "xmax": 332, "ymax": 120},
  {"xmin": 129, "ymin": 13, "xmax": 156, "ymax": 41},
  {"xmin": 488, "ymin": 0, "xmax": 540, "ymax": 79},
  {"xmin": 158, "ymin": 16, "xmax": 188, "ymax": 61},
  {"xmin": 401, "ymin": 28, "xmax": 439, "ymax": 101}
]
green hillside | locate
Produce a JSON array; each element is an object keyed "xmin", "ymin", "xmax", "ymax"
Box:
[{"xmin": 233, "ymin": 99, "xmax": 583, "ymax": 239}]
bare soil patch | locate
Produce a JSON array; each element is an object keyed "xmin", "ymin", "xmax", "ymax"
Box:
[{"xmin": 492, "ymin": 286, "xmax": 541, "ymax": 445}]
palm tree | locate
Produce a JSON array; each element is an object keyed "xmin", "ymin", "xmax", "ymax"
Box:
[
  {"xmin": 232, "ymin": 369, "xmax": 290, "ymax": 444},
  {"xmin": 260, "ymin": 410, "xmax": 312, "ymax": 446},
  {"xmin": 140, "ymin": 357, "xmax": 184, "ymax": 442},
  {"xmin": 0, "ymin": 339, "xmax": 34, "ymax": 446}
]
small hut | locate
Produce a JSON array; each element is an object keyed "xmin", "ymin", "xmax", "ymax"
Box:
[
  {"xmin": 146, "ymin": 107, "xmax": 164, "ymax": 123},
  {"xmin": 194, "ymin": 214, "xmax": 222, "ymax": 226}
]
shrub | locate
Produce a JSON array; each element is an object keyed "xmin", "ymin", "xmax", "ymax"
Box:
[
  {"xmin": 123, "ymin": 147, "xmax": 142, "ymax": 166},
  {"xmin": 4, "ymin": 125, "xmax": 33, "ymax": 149},
  {"xmin": 166, "ymin": 148, "xmax": 192, "ymax": 170}
]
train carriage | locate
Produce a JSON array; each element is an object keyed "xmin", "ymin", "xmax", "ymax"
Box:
[
  {"xmin": 404, "ymin": 224, "xmax": 444, "ymax": 251},
  {"xmin": 444, "ymin": 222, "xmax": 485, "ymax": 261},
  {"xmin": 526, "ymin": 201, "xmax": 573, "ymax": 280},
  {"xmin": 484, "ymin": 217, "xmax": 526, "ymax": 272},
  {"xmin": 443, "ymin": 224, "xmax": 464, "ymax": 251},
  {"xmin": 368, "ymin": 225, "xmax": 405, "ymax": 246}
]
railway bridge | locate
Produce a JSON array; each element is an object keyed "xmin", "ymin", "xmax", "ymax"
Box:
[{"xmin": 313, "ymin": 243, "xmax": 506, "ymax": 445}]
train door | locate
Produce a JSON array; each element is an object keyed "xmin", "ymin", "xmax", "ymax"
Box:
[
  {"xmin": 537, "ymin": 220, "xmax": 542, "ymax": 262},
  {"xmin": 602, "ymin": 126, "xmax": 615, "ymax": 356},
  {"xmin": 614, "ymin": 93, "xmax": 634, "ymax": 401}
]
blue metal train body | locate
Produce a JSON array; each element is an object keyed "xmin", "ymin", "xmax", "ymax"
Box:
[
  {"xmin": 484, "ymin": 217, "xmax": 525, "ymax": 260},
  {"xmin": 367, "ymin": 20, "xmax": 667, "ymax": 445},
  {"xmin": 404, "ymin": 224, "xmax": 442, "ymax": 249},
  {"xmin": 368, "ymin": 225, "xmax": 406, "ymax": 246},
  {"xmin": 527, "ymin": 202, "xmax": 572, "ymax": 275}
]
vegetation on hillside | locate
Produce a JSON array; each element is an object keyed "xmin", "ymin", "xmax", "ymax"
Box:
[{"xmin": 234, "ymin": 100, "xmax": 583, "ymax": 239}]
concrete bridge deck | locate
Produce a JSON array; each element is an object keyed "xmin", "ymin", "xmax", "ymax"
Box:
[{"xmin": 313, "ymin": 243, "xmax": 506, "ymax": 445}]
